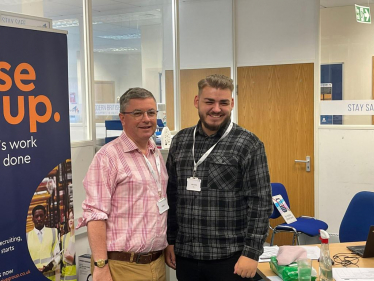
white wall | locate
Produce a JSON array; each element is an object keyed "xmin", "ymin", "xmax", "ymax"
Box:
[
  {"xmin": 318, "ymin": 6, "xmax": 374, "ymax": 236},
  {"xmin": 321, "ymin": 5, "xmax": 374, "ymax": 125},
  {"xmin": 236, "ymin": 0, "xmax": 318, "ymax": 66},
  {"xmin": 71, "ymin": 144, "xmax": 95, "ymax": 271},
  {"xmin": 141, "ymin": 24, "xmax": 163, "ymax": 102},
  {"xmin": 318, "ymin": 129, "xmax": 374, "ymax": 234},
  {"xmin": 163, "ymin": 0, "xmax": 233, "ymax": 70}
]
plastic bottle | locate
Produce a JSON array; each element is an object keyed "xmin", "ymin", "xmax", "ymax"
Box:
[{"xmin": 319, "ymin": 229, "xmax": 333, "ymax": 281}]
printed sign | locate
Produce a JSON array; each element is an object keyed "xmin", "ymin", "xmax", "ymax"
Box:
[
  {"xmin": 355, "ymin": 4, "xmax": 371, "ymax": 24},
  {"xmin": 320, "ymin": 115, "xmax": 333, "ymax": 125},
  {"xmin": 320, "ymin": 100, "xmax": 374, "ymax": 115},
  {"xmin": 0, "ymin": 25, "xmax": 76, "ymax": 280},
  {"xmin": 95, "ymin": 103, "xmax": 120, "ymax": 115},
  {"xmin": 0, "ymin": 11, "xmax": 51, "ymax": 28},
  {"xmin": 272, "ymin": 195, "xmax": 297, "ymax": 224},
  {"xmin": 321, "ymin": 83, "xmax": 332, "ymax": 101}
]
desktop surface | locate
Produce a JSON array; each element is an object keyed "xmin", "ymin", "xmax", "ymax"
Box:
[{"xmin": 257, "ymin": 242, "xmax": 373, "ymax": 280}]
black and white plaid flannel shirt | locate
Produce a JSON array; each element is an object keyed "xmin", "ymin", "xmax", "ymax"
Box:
[{"xmin": 166, "ymin": 120, "xmax": 273, "ymax": 261}]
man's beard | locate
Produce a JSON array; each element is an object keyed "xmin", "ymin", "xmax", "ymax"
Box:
[{"xmin": 199, "ymin": 111, "xmax": 231, "ymax": 133}]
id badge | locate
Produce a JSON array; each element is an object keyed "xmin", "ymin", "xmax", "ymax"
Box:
[
  {"xmin": 187, "ymin": 177, "xmax": 201, "ymax": 191},
  {"xmin": 157, "ymin": 197, "xmax": 169, "ymax": 214}
]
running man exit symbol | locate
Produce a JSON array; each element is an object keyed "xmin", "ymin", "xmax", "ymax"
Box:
[{"xmin": 355, "ymin": 4, "xmax": 371, "ymax": 24}]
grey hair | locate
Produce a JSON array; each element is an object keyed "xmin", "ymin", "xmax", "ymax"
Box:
[
  {"xmin": 198, "ymin": 74, "xmax": 234, "ymax": 96},
  {"xmin": 119, "ymin": 87, "xmax": 156, "ymax": 112}
]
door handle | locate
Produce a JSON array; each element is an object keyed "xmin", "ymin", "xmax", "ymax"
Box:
[{"xmin": 295, "ymin": 156, "xmax": 310, "ymax": 172}]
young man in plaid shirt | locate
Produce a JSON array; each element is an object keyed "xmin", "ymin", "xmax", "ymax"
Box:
[{"xmin": 165, "ymin": 74, "xmax": 272, "ymax": 281}]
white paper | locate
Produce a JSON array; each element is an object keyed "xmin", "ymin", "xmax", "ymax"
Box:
[
  {"xmin": 272, "ymin": 195, "xmax": 297, "ymax": 224},
  {"xmin": 187, "ymin": 177, "xmax": 201, "ymax": 191},
  {"xmin": 333, "ymin": 268, "xmax": 374, "ymax": 281},
  {"xmin": 259, "ymin": 246, "xmax": 279, "ymax": 262},
  {"xmin": 300, "ymin": 246, "xmax": 320, "ymax": 260}
]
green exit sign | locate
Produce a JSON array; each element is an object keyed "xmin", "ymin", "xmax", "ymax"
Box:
[{"xmin": 355, "ymin": 4, "xmax": 371, "ymax": 24}]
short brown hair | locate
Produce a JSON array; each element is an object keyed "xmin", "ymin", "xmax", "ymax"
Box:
[
  {"xmin": 198, "ymin": 74, "xmax": 234, "ymax": 96},
  {"xmin": 120, "ymin": 87, "xmax": 156, "ymax": 112}
]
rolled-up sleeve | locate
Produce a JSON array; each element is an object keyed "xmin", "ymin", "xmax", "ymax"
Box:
[{"xmin": 77, "ymin": 150, "xmax": 117, "ymax": 228}]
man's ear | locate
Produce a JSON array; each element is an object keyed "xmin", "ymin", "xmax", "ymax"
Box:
[
  {"xmin": 194, "ymin": 95, "xmax": 199, "ymax": 109},
  {"xmin": 119, "ymin": 113, "xmax": 125, "ymax": 126}
]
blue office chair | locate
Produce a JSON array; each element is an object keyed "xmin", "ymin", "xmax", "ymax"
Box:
[
  {"xmin": 270, "ymin": 183, "xmax": 328, "ymax": 245},
  {"xmin": 339, "ymin": 191, "xmax": 374, "ymax": 243}
]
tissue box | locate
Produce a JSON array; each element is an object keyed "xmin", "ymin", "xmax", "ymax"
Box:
[
  {"xmin": 78, "ymin": 254, "xmax": 92, "ymax": 281},
  {"xmin": 270, "ymin": 256, "xmax": 317, "ymax": 281}
]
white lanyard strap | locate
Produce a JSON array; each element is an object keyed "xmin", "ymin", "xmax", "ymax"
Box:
[
  {"xmin": 192, "ymin": 121, "xmax": 233, "ymax": 177},
  {"xmin": 143, "ymin": 152, "xmax": 162, "ymax": 197}
]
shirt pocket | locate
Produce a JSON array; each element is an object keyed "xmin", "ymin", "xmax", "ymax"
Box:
[{"xmin": 208, "ymin": 155, "xmax": 238, "ymax": 190}]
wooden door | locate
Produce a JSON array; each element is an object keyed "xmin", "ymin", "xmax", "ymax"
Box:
[{"xmin": 237, "ymin": 63, "xmax": 314, "ymax": 246}]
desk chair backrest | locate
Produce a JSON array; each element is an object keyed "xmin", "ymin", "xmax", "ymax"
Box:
[
  {"xmin": 339, "ymin": 191, "xmax": 374, "ymax": 243},
  {"xmin": 270, "ymin": 183, "xmax": 291, "ymax": 219}
]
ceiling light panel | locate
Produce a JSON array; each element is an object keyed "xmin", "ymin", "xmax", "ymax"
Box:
[
  {"xmin": 97, "ymin": 33, "xmax": 141, "ymax": 40},
  {"xmin": 53, "ymin": 18, "xmax": 79, "ymax": 28},
  {"xmin": 92, "ymin": 10, "xmax": 161, "ymax": 24},
  {"xmin": 94, "ymin": 47, "xmax": 139, "ymax": 53}
]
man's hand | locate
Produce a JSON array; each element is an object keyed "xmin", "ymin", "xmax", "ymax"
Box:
[
  {"xmin": 233, "ymin": 256, "xmax": 258, "ymax": 278},
  {"xmin": 93, "ymin": 266, "xmax": 113, "ymax": 281},
  {"xmin": 164, "ymin": 245, "xmax": 176, "ymax": 269},
  {"xmin": 64, "ymin": 252, "xmax": 74, "ymax": 265}
]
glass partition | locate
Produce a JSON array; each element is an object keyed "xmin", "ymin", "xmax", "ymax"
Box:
[
  {"xmin": 0, "ymin": 1, "xmax": 88, "ymax": 141},
  {"xmin": 91, "ymin": 0, "xmax": 173, "ymax": 141}
]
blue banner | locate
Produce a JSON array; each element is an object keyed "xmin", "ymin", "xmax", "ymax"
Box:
[{"xmin": 0, "ymin": 25, "xmax": 73, "ymax": 280}]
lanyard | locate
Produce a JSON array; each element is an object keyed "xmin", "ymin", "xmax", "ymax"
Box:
[
  {"xmin": 192, "ymin": 121, "xmax": 233, "ymax": 177},
  {"xmin": 143, "ymin": 152, "xmax": 162, "ymax": 198}
]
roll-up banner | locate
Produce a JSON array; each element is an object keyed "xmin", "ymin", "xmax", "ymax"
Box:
[{"xmin": 0, "ymin": 24, "xmax": 75, "ymax": 280}]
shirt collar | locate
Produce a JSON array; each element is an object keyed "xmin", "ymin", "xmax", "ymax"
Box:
[
  {"xmin": 119, "ymin": 131, "xmax": 156, "ymax": 154},
  {"xmin": 34, "ymin": 226, "xmax": 45, "ymax": 234},
  {"xmin": 196, "ymin": 119, "xmax": 232, "ymax": 138}
]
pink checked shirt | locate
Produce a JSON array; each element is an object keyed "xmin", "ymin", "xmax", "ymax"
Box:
[{"xmin": 78, "ymin": 131, "xmax": 168, "ymax": 253}]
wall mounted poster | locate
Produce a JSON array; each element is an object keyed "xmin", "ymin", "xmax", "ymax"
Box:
[{"xmin": 0, "ymin": 25, "xmax": 75, "ymax": 280}]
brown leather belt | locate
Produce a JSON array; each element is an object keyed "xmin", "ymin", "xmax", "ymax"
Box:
[{"xmin": 107, "ymin": 250, "xmax": 163, "ymax": 264}]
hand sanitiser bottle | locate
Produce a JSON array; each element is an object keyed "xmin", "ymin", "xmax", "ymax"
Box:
[{"xmin": 319, "ymin": 229, "xmax": 333, "ymax": 281}]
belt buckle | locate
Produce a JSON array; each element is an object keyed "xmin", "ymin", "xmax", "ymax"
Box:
[{"xmin": 136, "ymin": 253, "xmax": 152, "ymax": 264}]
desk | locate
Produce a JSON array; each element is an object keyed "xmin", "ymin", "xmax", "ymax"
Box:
[{"xmin": 257, "ymin": 242, "xmax": 374, "ymax": 280}]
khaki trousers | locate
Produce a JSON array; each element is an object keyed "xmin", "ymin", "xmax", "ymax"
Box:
[{"xmin": 91, "ymin": 253, "xmax": 166, "ymax": 281}]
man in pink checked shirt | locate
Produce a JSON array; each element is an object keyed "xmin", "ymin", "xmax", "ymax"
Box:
[{"xmin": 77, "ymin": 88, "xmax": 169, "ymax": 281}]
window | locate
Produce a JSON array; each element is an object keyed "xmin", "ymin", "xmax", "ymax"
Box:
[
  {"xmin": 91, "ymin": 0, "xmax": 173, "ymax": 141},
  {"xmin": 0, "ymin": 1, "xmax": 89, "ymax": 141}
]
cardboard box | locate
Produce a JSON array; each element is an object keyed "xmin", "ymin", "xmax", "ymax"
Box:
[{"xmin": 78, "ymin": 254, "xmax": 92, "ymax": 281}]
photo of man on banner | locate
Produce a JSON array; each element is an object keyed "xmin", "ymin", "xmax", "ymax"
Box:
[{"xmin": 27, "ymin": 205, "xmax": 61, "ymax": 280}]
